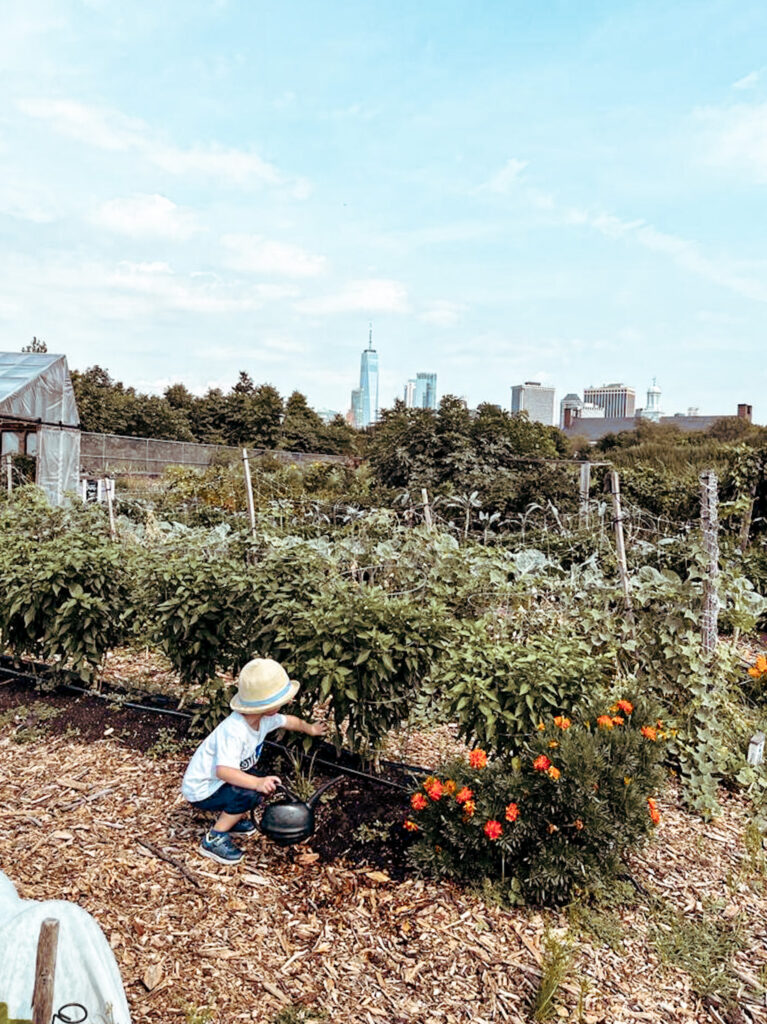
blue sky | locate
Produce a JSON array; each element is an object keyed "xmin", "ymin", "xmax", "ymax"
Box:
[{"xmin": 2, "ymin": 0, "xmax": 766, "ymax": 422}]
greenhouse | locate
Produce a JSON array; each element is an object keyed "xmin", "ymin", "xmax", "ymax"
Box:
[{"xmin": 0, "ymin": 352, "xmax": 80, "ymax": 505}]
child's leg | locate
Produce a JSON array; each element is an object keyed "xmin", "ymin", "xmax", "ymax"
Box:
[{"xmin": 211, "ymin": 810, "xmax": 246, "ymax": 833}]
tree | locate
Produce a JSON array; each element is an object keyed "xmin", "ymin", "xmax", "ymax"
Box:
[
  {"xmin": 279, "ymin": 391, "xmax": 326, "ymax": 452},
  {"xmin": 21, "ymin": 337, "xmax": 47, "ymax": 353}
]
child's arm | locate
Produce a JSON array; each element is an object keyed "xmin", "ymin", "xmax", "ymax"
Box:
[
  {"xmin": 282, "ymin": 715, "xmax": 328, "ymax": 739},
  {"xmin": 216, "ymin": 766, "xmax": 281, "ymax": 794}
]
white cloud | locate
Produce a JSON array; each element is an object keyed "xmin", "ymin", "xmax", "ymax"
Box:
[
  {"xmin": 477, "ymin": 158, "xmax": 528, "ymax": 194},
  {"xmin": 107, "ymin": 260, "xmax": 265, "ymax": 313},
  {"xmin": 297, "ymin": 278, "xmax": 409, "ymax": 315},
  {"xmin": 733, "ymin": 70, "xmax": 762, "ymax": 90},
  {"xmin": 17, "ymin": 96, "xmax": 305, "ymax": 191},
  {"xmin": 220, "ymin": 234, "xmax": 326, "ymax": 277},
  {"xmin": 93, "ymin": 194, "xmax": 199, "ymax": 239},
  {"xmin": 695, "ymin": 101, "xmax": 767, "ymax": 182},
  {"xmin": 419, "ymin": 301, "xmax": 465, "ymax": 327}
]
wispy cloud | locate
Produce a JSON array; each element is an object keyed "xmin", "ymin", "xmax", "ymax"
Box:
[
  {"xmin": 477, "ymin": 157, "xmax": 528, "ymax": 195},
  {"xmin": 297, "ymin": 278, "xmax": 409, "ymax": 315},
  {"xmin": 220, "ymin": 234, "xmax": 326, "ymax": 277},
  {"xmin": 733, "ymin": 69, "xmax": 763, "ymax": 90},
  {"xmin": 419, "ymin": 301, "xmax": 465, "ymax": 327},
  {"xmin": 17, "ymin": 97, "xmax": 309, "ymax": 192},
  {"xmin": 695, "ymin": 101, "xmax": 767, "ymax": 182},
  {"xmin": 106, "ymin": 260, "xmax": 266, "ymax": 314},
  {"xmin": 92, "ymin": 194, "xmax": 199, "ymax": 239}
]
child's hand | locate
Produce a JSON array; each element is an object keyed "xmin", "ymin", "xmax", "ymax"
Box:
[
  {"xmin": 307, "ymin": 721, "xmax": 328, "ymax": 738},
  {"xmin": 256, "ymin": 775, "xmax": 282, "ymax": 795}
]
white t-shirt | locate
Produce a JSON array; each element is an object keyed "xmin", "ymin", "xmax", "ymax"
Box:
[{"xmin": 181, "ymin": 711, "xmax": 286, "ymax": 803}]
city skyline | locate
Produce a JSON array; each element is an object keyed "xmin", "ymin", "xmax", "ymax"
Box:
[{"xmin": 2, "ymin": 3, "xmax": 766, "ymax": 423}]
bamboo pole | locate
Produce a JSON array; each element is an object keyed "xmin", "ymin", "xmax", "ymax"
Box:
[
  {"xmin": 104, "ymin": 477, "xmax": 116, "ymax": 540},
  {"xmin": 5, "ymin": 454, "xmax": 11, "ymax": 498},
  {"xmin": 578, "ymin": 462, "xmax": 591, "ymax": 529},
  {"xmin": 32, "ymin": 918, "xmax": 59, "ymax": 1024},
  {"xmin": 242, "ymin": 448, "xmax": 257, "ymax": 539},
  {"xmin": 610, "ymin": 470, "xmax": 634, "ymax": 625}
]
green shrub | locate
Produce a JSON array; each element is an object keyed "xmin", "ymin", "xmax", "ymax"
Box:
[{"xmin": 406, "ymin": 697, "xmax": 667, "ymax": 905}]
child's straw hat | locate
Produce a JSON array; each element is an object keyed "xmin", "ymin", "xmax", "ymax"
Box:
[{"xmin": 230, "ymin": 658, "xmax": 300, "ymax": 715}]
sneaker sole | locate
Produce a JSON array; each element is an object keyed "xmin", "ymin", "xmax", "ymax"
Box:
[{"xmin": 198, "ymin": 844, "xmax": 243, "ymax": 866}]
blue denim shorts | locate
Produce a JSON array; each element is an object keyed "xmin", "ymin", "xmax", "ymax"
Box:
[{"xmin": 190, "ymin": 770, "xmax": 265, "ymax": 815}]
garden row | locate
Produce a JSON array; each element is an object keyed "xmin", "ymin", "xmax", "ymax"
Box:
[{"xmin": 1, "ymin": 487, "xmax": 766, "ymax": 901}]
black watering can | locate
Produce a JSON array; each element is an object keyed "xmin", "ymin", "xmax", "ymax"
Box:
[{"xmin": 253, "ymin": 776, "xmax": 344, "ymax": 846}]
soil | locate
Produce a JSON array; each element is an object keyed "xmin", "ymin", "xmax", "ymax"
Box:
[{"xmin": 0, "ymin": 670, "xmax": 415, "ymax": 876}]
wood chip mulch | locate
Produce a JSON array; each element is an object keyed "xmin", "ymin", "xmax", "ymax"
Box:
[{"xmin": 1, "ymin": 730, "xmax": 766, "ymax": 1024}]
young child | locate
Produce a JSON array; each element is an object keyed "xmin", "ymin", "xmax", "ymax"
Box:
[{"xmin": 182, "ymin": 657, "xmax": 327, "ymax": 865}]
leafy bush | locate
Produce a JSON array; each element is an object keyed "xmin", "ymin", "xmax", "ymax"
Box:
[{"xmin": 406, "ymin": 697, "xmax": 667, "ymax": 904}]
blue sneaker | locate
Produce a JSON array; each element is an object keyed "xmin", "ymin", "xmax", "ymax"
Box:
[
  {"xmin": 199, "ymin": 830, "xmax": 243, "ymax": 865},
  {"xmin": 230, "ymin": 819, "xmax": 257, "ymax": 836}
]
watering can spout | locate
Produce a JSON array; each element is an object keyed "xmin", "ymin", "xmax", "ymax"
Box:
[{"xmin": 306, "ymin": 775, "xmax": 344, "ymax": 810}]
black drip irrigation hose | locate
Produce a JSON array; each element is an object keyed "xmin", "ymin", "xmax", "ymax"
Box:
[{"xmin": 0, "ymin": 656, "xmax": 427, "ymax": 792}]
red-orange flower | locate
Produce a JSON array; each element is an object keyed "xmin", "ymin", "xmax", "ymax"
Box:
[
  {"xmin": 596, "ymin": 715, "xmax": 614, "ymax": 730},
  {"xmin": 647, "ymin": 798, "xmax": 660, "ymax": 826},
  {"xmin": 617, "ymin": 699, "xmax": 634, "ymax": 715},
  {"xmin": 462, "ymin": 799, "xmax": 476, "ymax": 818},
  {"xmin": 748, "ymin": 655, "xmax": 767, "ymax": 678},
  {"xmin": 574, "ymin": 819, "xmax": 584, "ymax": 831},
  {"xmin": 547, "ymin": 765, "xmax": 561, "ymax": 781},
  {"xmin": 553, "ymin": 716, "xmax": 571, "ymax": 730},
  {"xmin": 403, "ymin": 820, "xmax": 419, "ymax": 832},
  {"xmin": 533, "ymin": 755, "xmax": 551, "ymax": 772},
  {"xmin": 411, "ymin": 793, "xmax": 428, "ymax": 811},
  {"xmin": 505, "ymin": 802, "xmax": 520, "ymax": 823},
  {"xmin": 537, "ymin": 721, "xmax": 546, "ymax": 731},
  {"xmin": 641, "ymin": 726, "xmax": 658, "ymax": 742},
  {"xmin": 611, "ymin": 716, "xmax": 625, "ymax": 726},
  {"xmin": 484, "ymin": 820, "xmax": 502, "ymax": 840},
  {"xmin": 426, "ymin": 780, "xmax": 443, "ymax": 801},
  {"xmin": 443, "ymin": 779, "xmax": 457, "ymax": 796},
  {"xmin": 456, "ymin": 786, "xmax": 474, "ymax": 804},
  {"xmin": 469, "ymin": 749, "xmax": 488, "ymax": 769}
]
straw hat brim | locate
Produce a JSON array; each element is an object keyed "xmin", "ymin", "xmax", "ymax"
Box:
[{"xmin": 230, "ymin": 679, "xmax": 300, "ymax": 716}]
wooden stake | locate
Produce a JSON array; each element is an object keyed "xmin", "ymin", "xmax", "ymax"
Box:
[
  {"xmin": 609, "ymin": 470, "xmax": 634, "ymax": 625},
  {"xmin": 578, "ymin": 462, "xmax": 591, "ymax": 529},
  {"xmin": 700, "ymin": 469, "xmax": 719, "ymax": 657},
  {"xmin": 5, "ymin": 454, "xmax": 11, "ymax": 498},
  {"xmin": 242, "ymin": 448, "xmax": 257, "ymax": 539},
  {"xmin": 104, "ymin": 477, "xmax": 116, "ymax": 540},
  {"xmin": 421, "ymin": 488, "xmax": 433, "ymax": 532},
  {"xmin": 32, "ymin": 918, "xmax": 59, "ymax": 1024}
]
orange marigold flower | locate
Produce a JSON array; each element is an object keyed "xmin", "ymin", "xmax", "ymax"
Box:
[
  {"xmin": 548, "ymin": 740, "xmax": 559, "ymax": 749},
  {"xmin": 647, "ymin": 798, "xmax": 660, "ymax": 826},
  {"xmin": 533, "ymin": 755, "xmax": 551, "ymax": 772},
  {"xmin": 411, "ymin": 793, "xmax": 428, "ymax": 811},
  {"xmin": 641, "ymin": 726, "xmax": 658, "ymax": 741},
  {"xmin": 426, "ymin": 780, "xmax": 443, "ymax": 801},
  {"xmin": 444, "ymin": 779, "xmax": 457, "ymax": 796},
  {"xmin": 547, "ymin": 823, "xmax": 559, "ymax": 834},
  {"xmin": 403, "ymin": 820, "xmax": 419, "ymax": 832},
  {"xmin": 423, "ymin": 776, "xmax": 436, "ymax": 790},
  {"xmin": 611, "ymin": 716, "xmax": 625, "ymax": 726},
  {"xmin": 553, "ymin": 715, "xmax": 571, "ymax": 730},
  {"xmin": 456, "ymin": 786, "xmax": 474, "ymax": 805},
  {"xmin": 537, "ymin": 721, "xmax": 546, "ymax": 731},
  {"xmin": 574, "ymin": 819, "xmax": 584, "ymax": 831},
  {"xmin": 469, "ymin": 749, "xmax": 488, "ymax": 769},
  {"xmin": 505, "ymin": 802, "xmax": 520, "ymax": 823},
  {"xmin": 484, "ymin": 819, "xmax": 502, "ymax": 840},
  {"xmin": 596, "ymin": 715, "xmax": 614, "ymax": 729},
  {"xmin": 547, "ymin": 765, "xmax": 561, "ymax": 781},
  {"xmin": 463, "ymin": 799, "xmax": 476, "ymax": 817},
  {"xmin": 617, "ymin": 699, "xmax": 634, "ymax": 715}
]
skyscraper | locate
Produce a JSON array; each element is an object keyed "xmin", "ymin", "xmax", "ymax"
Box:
[
  {"xmin": 584, "ymin": 383, "xmax": 636, "ymax": 419},
  {"xmin": 511, "ymin": 381, "xmax": 555, "ymax": 425},
  {"xmin": 414, "ymin": 372, "xmax": 437, "ymax": 410},
  {"xmin": 403, "ymin": 379, "xmax": 416, "ymax": 407},
  {"xmin": 350, "ymin": 324, "xmax": 379, "ymax": 428}
]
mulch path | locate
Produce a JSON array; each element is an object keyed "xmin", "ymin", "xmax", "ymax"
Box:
[{"xmin": 0, "ymin": 680, "xmax": 766, "ymax": 1023}]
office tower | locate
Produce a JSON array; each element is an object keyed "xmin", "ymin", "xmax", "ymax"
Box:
[
  {"xmin": 584, "ymin": 383, "xmax": 636, "ymax": 419},
  {"xmin": 403, "ymin": 379, "xmax": 416, "ymax": 407},
  {"xmin": 352, "ymin": 324, "xmax": 379, "ymax": 428},
  {"xmin": 511, "ymin": 381, "xmax": 555, "ymax": 426},
  {"xmin": 414, "ymin": 372, "xmax": 437, "ymax": 410}
]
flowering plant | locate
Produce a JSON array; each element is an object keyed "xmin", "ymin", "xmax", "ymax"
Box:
[{"xmin": 406, "ymin": 696, "xmax": 666, "ymax": 905}]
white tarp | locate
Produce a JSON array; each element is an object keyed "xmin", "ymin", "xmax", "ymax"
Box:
[
  {"xmin": 0, "ymin": 871, "xmax": 131, "ymax": 1023},
  {"xmin": 0, "ymin": 353, "xmax": 81, "ymax": 506}
]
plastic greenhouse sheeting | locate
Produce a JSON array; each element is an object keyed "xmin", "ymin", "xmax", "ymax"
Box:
[
  {"xmin": 0, "ymin": 352, "xmax": 80, "ymax": 505},
  {"xmin": 0, "ymin": 871, "xmax": 131, "ymax": 1023}
]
